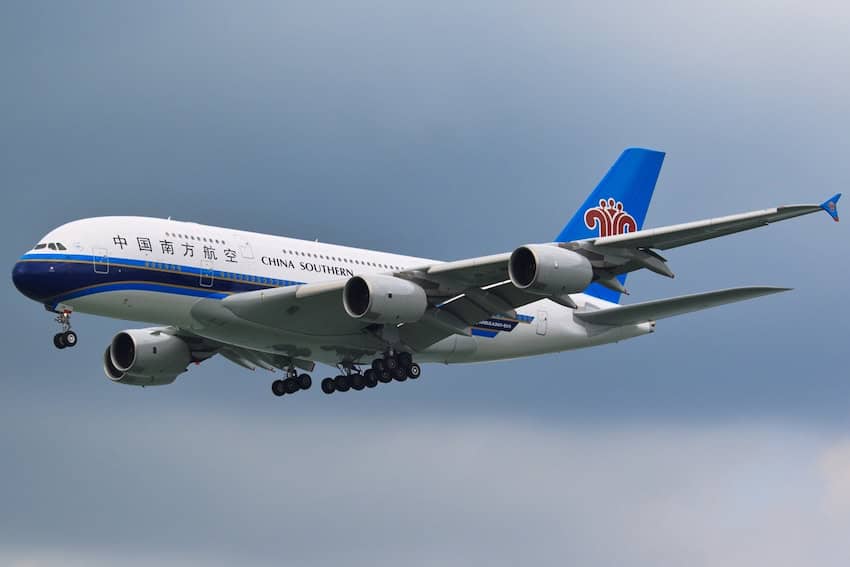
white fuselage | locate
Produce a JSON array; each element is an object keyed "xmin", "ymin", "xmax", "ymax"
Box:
[{"xmin": 14, "ymin": 217, "xmax": 652, "ymax": 368}]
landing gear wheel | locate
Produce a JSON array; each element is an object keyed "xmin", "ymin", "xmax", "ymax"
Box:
[
  {"xmin": 379, "ymin": 370, "xmax": 392, "ymax": 384},
  {"xmin": 272, "ymin": 379, "xmax": 286, "ymax": 397},
  {"xmin": 407, "ymin": 363, "xmax": 421, "ymax": 379},
  {"xmin": 384, "ymin": 356, "xmax": 399, "ymax": 371},
  {"xmin": 334, "ymin": 375, "xmax": 351, "ymax": 392},
  {"xmin": 321, "ymin": 377, "xmax": 336, "ymax": 394},
  {"xmin": 397, "ymin": 352, "xmax": 412, "ymax": 368},
  {"xmin": 284, "ymin": 377, "xmax": 300, "ymax": 394},
  {"xmin": 372, "ymin": 358, "xmax": 385, "ymax": 372},
  {"xmin": 363, "ymin": 369, "xmax": 378, "ymax": 388},
  {"xmin": 62, "ymin": 330, "xmax": 78, "ymax": 348},
  {"xmin": 53, "ymin": 311, "xmax": 75, "ymax": 350},
  {"xmin": 392, "ymin": 367, "xmax": 407, "ymax": 382},
  {"xmin": 351, "ymin": 373, "xmax": 365, "ymax": 391},
  {"xmin": 297, "ymin": 374, "xmax": 312, "ymax": 390}
]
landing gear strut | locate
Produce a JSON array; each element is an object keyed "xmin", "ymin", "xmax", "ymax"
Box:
[
  {"xmin": 321, "ymin": 351, "xmax": 421, "ymax": 395},
  {"xmin": 52, "ymin": 310, "xmax": 77, "ymax": 349},
  {"xmin": 272, "ymin": 367, "xmax": 312, "ymax": 398}
]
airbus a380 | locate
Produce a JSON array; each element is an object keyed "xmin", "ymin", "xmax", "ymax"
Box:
[{"xmin": 11, "ymin": 149, "xmax": 841, "ymax": 397}]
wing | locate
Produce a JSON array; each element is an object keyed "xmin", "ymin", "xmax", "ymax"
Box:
[
  {"xmin": 570, "ymin": 194, "xmax": 841, "ymax": 288},
  {"xmin": 165, "ymin": 326, "xmax": 318, "ymax": 374},
  {"xmin": 209, "ymin": 253, "xmax": 547, "ymax": 352}
]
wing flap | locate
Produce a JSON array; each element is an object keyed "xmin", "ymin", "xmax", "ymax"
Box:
[{"xmin": 574, "ymin": 286, "xmax": 790, "ymax": 326}]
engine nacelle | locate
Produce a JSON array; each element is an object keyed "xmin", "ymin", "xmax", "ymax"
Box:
[
  {"xmin": 343, "ymin": 274, "xmax": 428, "ymax": 324},
  {"xmin": 508, "ymin": 244, "xmax": 594, "ymax": 296},
  {"xmin": 103, "ymin": 329, "xmax": 192, "ymax": 386}
]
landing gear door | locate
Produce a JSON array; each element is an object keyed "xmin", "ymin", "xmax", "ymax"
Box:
[
  {"xmin": 93, "ymin": 247, "xmax": 109, "ymax": 274},
  {"xmin": 536, "ymin": 310, "xmax": 548, "ymax": 336},
  {"xmin": 200, "ymin": 260, "xmax": 214, "ymax": 288}
]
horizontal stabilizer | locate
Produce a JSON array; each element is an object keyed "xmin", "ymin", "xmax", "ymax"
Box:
[{"xmin": 574, "ymin": 286, "xmax": 790, "ymax": 326}]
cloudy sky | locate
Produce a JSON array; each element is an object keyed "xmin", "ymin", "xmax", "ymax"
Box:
[{"xmin": 2, "ymin": 1, "xmax": 850, "ymax": 565}]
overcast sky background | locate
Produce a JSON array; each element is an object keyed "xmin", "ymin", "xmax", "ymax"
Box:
[{"xmin": 2, "ymin": 1, "xmax": 850, "ymax": 565}]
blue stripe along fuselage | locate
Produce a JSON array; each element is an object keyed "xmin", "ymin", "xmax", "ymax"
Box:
[
  {"xmin": 12, "ymin": 253, "xmax": 302, "ymax": 309},
  {"xmin": 12, "ymin": 253, "xmax": 533, "ymax": 338}
]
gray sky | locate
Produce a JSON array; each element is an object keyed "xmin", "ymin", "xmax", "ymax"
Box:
[{"xmin": 2, "ymin": 1, "xmax": 850, "ymax": 565}]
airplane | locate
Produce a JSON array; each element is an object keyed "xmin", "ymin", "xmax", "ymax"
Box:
[{"xmin": 11, "ymin": 148, "xmax": 841, "ymax": 397}]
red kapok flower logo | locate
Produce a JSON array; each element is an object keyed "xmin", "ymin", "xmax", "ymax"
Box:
[{"xmin": 584, "ymin": 198, "xmax": 637, "ymax": 237}]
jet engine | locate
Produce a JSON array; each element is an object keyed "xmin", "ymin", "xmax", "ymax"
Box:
[
  {"xmin": 103, "ymin": 329, "xmax": 192, "ymax": 386},
  {"xmin": 508, "ymin": 244, "xmax": 594, "ymax": 296},
  {"xmin": 343, "ymin": 274, "xmax": 428, "ymax": 324}
]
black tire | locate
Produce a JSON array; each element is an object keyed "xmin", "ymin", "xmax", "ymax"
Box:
[
  {"xmin": 351, "ymin": 374, "xmax": 365, "ymax": 391},
  {"xmin": 407, "ymin": 363, "xmax": 421, "ymax": 379},
  {"xmin": 298, "ymin": 373, "xmax": 312, "ymax": 390},
  {"xmin": 379, "ymin": 370, "xmax": 392, "ymax": 384},
  {"xmin": 321, "ymin": 377, "xmax": 335, "ymax": 394},
  {"xmin": 62, "ymin": 330, "xmax": 78, "ymax": 348},
  {"xmin": 284, "ymin": 377, "xmax": 300, "ymax": 394},
  {"xmin": 392, "ymin": 367, "xmax": 407, "ymax": 382},
  {"xmin": 363, "ymin": 369, "xmax": 378, "ymax": 388},
  {"xmin": 397, "ymin": 352, "xmax": 412, "ymax": 368},
  {"xmin": 271, "ymin": 379, "xmax": 286, "ymax": 397},
  {"xmin": 384, "ymin": 356, "xmax": 399, "ymax": 371},
  {"xmin": 334, "ymin": 375, "xmax": 351, "ymax": 392},
  {"xmin": 371, "ymin": 358, "xmax": 385, "ymax": 372},
  {"xmin": 53, "ymin": 333, "xmax": 66, "ymax": 349}
]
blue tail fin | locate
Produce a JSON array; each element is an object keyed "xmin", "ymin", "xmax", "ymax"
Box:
[{"xmin": 555, "ymin": 147, "xmax": 666, "ymax": 303}]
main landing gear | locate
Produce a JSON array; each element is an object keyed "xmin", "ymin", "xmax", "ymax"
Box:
[
  {"xmin": 271, "ymin": 368, "xmax": 312, "ymax": 398},
  {"xmin": 52, "ymin": 310, "xmax": 78, "ymax": 349},
  {"xmin": 321, "ymin": 351, "xmax": 421, "ymax": 395}
]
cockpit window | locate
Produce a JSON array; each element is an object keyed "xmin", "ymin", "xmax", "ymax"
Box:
[
  {"xmin": 34, "ymin": 243, "xmax": 47, "ymax": 250},
  {"xmin": 48, "ymin": 243, "xmax": 57, "ymax": 250},
  {"xmin": 55, "ymin": 243, "xmax": 67, "ymax": 250}
]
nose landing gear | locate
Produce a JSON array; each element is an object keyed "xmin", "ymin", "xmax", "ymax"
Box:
[{"xmin": 52, "ymin": 310, "xmax": 77, "ymax": 349}]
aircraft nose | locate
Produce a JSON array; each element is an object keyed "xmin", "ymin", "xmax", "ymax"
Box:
[{"xmin": 12, "ymin": 260, "xmax": 51, "ymax": 302}]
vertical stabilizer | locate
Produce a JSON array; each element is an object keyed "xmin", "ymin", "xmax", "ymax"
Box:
[{"xmin": 555, "ymin": 148, "xmax": 665, "ymax": 303}]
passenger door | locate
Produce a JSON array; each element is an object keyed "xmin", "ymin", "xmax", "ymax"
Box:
[{"xmin": 93, "ymin": 247, "xmax": 109, "ymax": 274}]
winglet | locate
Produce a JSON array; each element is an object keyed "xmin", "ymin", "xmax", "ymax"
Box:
[{"xmin": 820, "ymin": 193, "xmax": 841, "ymax": 222}]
